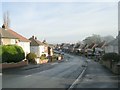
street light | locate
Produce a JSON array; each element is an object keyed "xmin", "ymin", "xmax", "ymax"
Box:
[{"xmin": 118, "ymin": 1, "xmax": 120, "ymax": 54}]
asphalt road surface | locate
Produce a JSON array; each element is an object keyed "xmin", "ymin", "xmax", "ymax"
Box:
[
  {"xmin": 74, "ymin": 59, "xmax": 118, "ymax": 88},
  {"xmin": 2, "ymin": 54, "xmax": 86, "ymax": 88},
  {"xmin": 2, "ymin": 54, "xmax": 118, "ymax": 89}
]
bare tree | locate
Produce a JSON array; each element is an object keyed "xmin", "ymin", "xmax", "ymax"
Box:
[{"xmin": 3, "ymin": 11, "xmax": 10, "ymax": 29}]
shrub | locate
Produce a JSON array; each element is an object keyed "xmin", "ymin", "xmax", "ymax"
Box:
[
  {"xmin": 26, "ymin": 53, "xmax": 37, "ymax": 63},
  {"xmin": 1, "ymin": 45, "xmax": 25, "ymax": 63},
  {"xmin": 40, "ymin": 54, "xmax": 47, "ymax": 60},
  {"xmin": 52, "ymin": 55, "xmax": 58, "ymax": 62},
  {"xmin": 102, "ymin": 53, "xmax": 120, "ymax": 62}
]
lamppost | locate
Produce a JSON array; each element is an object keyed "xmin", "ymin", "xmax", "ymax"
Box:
[{"xmin": 118, "ymin": 2, "xmax": 120, "ymax": 89}]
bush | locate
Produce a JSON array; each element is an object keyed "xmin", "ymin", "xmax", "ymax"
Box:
[
  {"xmin": 102, "ymin": 53, "xmax": 120, "ymax": 62},
  {"xmin": 26, "ymin": 53, "xmax": 37, "ymax": 63},
  {"xmin": 40, "ymin": 54, "xmax": 47, "ymax": 60},
  {"xmin": 1, "ymin": 45, "xmax": 25, "ymax": 63},
  {"xmin": 52, "ymin": 55, "xmax": 58, "ymax": 62}
]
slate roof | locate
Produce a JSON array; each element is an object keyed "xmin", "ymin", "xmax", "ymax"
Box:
[{"xmin": 29, "ymin": 37, "xmax": 44, "ymax": 46}]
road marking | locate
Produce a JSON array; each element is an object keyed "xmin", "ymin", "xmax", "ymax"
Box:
[
  {"xmin": 25, "ymin": 75, "xmax": 32, "ymax": 77},
  {"xmin": 51, "ymin": 63, "xmax": 58, "ymax": 65},
  {"xmin": 68, "ymin": 64, "xmax": 88, "ymax": 90}
]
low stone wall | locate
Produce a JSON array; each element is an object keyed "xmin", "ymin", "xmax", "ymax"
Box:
[
  {"xmin": 102, "ymin": 60, "xmax": 119, "ymax": 74},
  {"xmin": 0, "ymin": 60, "xmax": 28, "ymax": 69}
]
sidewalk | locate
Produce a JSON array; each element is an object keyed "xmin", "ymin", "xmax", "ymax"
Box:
[{"xmin": 75, "ymin": 60, "xmax": 118, "ymax": 88}]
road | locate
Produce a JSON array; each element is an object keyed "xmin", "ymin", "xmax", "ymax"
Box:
[
  {"xmin": 74, "ymin": 59, "xmax": 118, "ymax": 89},
  {"xmin": 2, "ymin": 54, "xmax": 118, "ymax": 89},
  {"xmin": 2, "ymin": 54, "xmax": 86, "ymax": 89}
]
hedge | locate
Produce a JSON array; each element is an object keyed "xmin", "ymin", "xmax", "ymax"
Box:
[
  {"xmin": 102, "ymin": 53, "xmax": 120, "ymax": 62},
  {"xmin": 0, "ymin": 45, "xmax": 25, "ymax": 63}
]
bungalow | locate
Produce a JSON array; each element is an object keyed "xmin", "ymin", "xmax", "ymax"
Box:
[
  {"xmin": 0, "ymin": 24, "xmax": 30, "ymax": 56},
  {"xmin": 105, "ymin": 38, "xmax": 118, "ymax": 54}
]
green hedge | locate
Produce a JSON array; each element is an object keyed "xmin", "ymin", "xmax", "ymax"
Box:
[
  {"xmin": 26, "ymin": 53, "xmax": 37, "ymax": 63},
  {"xmin": 102, "ymin": 53, "xmax": 120, "ymax": 62},
  {"xmin": 0, "ymin": 45, "xmax": 25, "ymax": 63}
]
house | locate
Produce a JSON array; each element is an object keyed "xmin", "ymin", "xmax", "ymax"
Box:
[
  {"xmin": 42, "ymin": 40, "xmax": 53, "ymax": 56},
  {"xmin": 29, "ymin": 36, "xmax": 53, "ymax": 57},
  {"xmin": 0, "ymin": 24, "xmax": 30, "ymax": 56},
  {"xmin": 105, "ymin": 38, "xmax": 118, "ymax": 54},
  {"xmin": 85, "ymin": 43, "xmax": 97, "ymax": 56},
  {"xmin": 0, "ymin": 27, "xmax": 18, "ymax": 45},
  {"xmin": 95, "ymin": 41, "xmax": 106, "ymax": 54}
]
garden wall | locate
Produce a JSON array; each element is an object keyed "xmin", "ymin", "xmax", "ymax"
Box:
[
  {"xmin": 0, "ymin": 60, "xmax": 28, "ymax": 69},
  {"xmin": 102, "ymin": 60, "xmax": 119, "ymax": 74}
]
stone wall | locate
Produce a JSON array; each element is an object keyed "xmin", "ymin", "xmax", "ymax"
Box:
[{"xmin": 102, "ymin": 60, "xmax": 120, "ymax": 74}]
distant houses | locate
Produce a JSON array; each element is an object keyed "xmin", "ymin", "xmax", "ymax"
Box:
[{"xmin": 0, "ymin": 24, "xmax": 30, "ymax": 56}]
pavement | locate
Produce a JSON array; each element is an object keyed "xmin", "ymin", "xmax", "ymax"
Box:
[{"xmin": 74, "ymin": 59, "xmax": 118, "ymax": 88}]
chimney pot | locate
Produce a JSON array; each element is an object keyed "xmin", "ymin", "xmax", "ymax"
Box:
[{"xmin": 2, "ymin": 24, "xmax": 5, "ymax": 29}]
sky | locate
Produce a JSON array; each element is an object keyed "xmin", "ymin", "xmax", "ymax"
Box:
[{"xmin": 0, "ymin": 0, "xmax": 119, "ymax": 44}]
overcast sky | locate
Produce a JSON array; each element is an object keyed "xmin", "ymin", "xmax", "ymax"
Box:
[{"xmin": 1, "ymin": 0, "xmax": 119, "ymax": 44}]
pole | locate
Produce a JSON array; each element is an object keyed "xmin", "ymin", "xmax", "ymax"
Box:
[{"xmin": 117, "ymin": 17, "xmax": 120, "ymax": 80}]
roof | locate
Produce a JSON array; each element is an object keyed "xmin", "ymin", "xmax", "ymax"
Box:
[
  {"xmin": 88, "ymin": 43, "xmax": 95, "ymax": 49},
  {"xmin": 0, "ymin": 28, "xmax": 18, "ymax": 39},
  {"xmin": 7, "ymin": 29, "xmax": 30, "ymax": 42},
  {"xmin": 0, "ymin": 27, "xmax": 30, "ymax": 42},
  {"xmin": 96, "ymin": 41, "xmax": 106, "ymax": 48},
  {"xmin": 29, "ymin": 37, "xmax": 44, "ymax": 46}
]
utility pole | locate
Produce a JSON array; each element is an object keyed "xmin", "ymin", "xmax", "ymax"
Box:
[
  {"xmin": 118, "ymin": 31, "xmax": 120, "ymax": 54},
  {"xmin": 118, "ymin": 2, "xmax": 120, "ymax": 55}
]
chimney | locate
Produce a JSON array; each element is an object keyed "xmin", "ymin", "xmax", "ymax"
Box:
[
  {"xmin": 32, "ymin": 36, "xmax": 35, "ymax": 39},
  {"xmin": 35, "ymin": 37, "xmax": 37, "ymax": 40},
  {"xmin": 2, "ymin": 24, "xmax": 5, "ymax": 29}
]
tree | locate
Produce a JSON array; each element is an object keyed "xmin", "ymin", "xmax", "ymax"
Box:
[
  {"xmin": 83, "ymin": 34, "xmax": 101, "ymax": 45},
  {"xmin": 101, "ymin": 35, "xmax": 115, "ymax": 43}
]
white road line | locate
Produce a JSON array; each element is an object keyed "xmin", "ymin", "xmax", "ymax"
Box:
[
  {"xmin": 0, "ymin": 73, "xmax": 2, "ymax": 76},
  {"xmin": 24, "ymin": 75, "xmax": 32, "ymax": 77},
  {"xmin": 51, "ymin": 63, "xmax": 58, "ymax": 65},
  {"xmin": 68, "ymin": 64, "xmax": 88, "ymax": 90}
]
